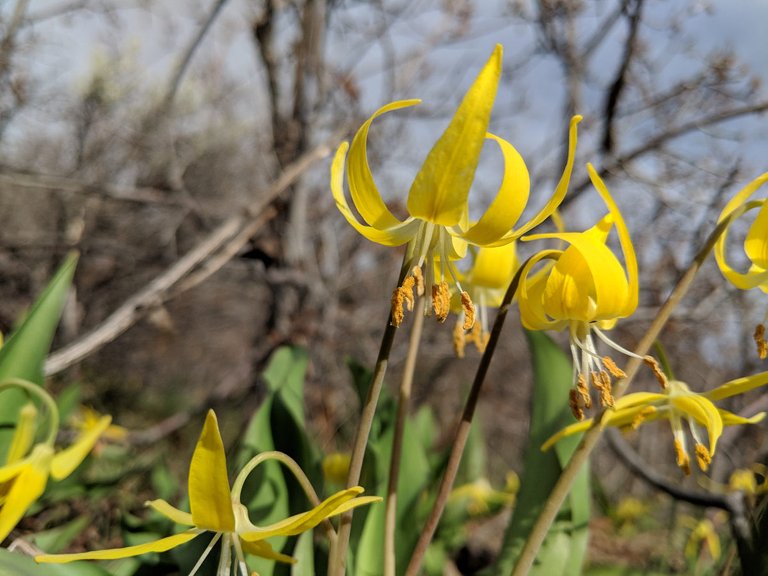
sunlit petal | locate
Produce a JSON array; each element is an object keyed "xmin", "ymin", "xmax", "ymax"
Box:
[
  {"xmin": 239, "ymin": 539, "xmax": 297, "ymax": 563},
  {"xmin": 704, "ymin": 370, "xmax": 768, "ymax": 401},
  {"xmin": 719, "ymin": 409, "xmax": 765, "ymax": 426},
  {"xmin": 744, "ymin": 201, "xmax": 768, "ymax": 268},
  {"xmin": 50, "ymin": 415, "xmax": 111, "ymax": 480},
  {"xmin": 671, "ymin": 395, "xmax": 723, "ymax": 455},
  {"xmin": 518, "ymin": 250, "xmax": 566, "ymax": 331},
  {"xmin": 466, "ymin": 242, "xmax": 519, "ymax": 289},
  {"xmin": 0, "ymin": 445, "xmax": 52, "ymax": 542},
  {"xmin": 146, "ymin": 499, "xmax": 194, "ymax": 526}
]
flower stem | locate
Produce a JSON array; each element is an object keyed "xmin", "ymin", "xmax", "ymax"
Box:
[
  {"xmin": 509, "ymin": 212, "xmax": 738, "ymax": 576},
  {"xmin": 330, "ymin": 256, "xmax": 410, "ymax": 576},
  {"xmin": 0, "ymin": 377, "xmax": 59, "ymax": 445},
  {"xmin": 384, "ymin": 295, "xmax": 426, "ymax": 576},
  {"xmin": 404, "ymin": 257, "xmax": 529, "ymax": 576}
]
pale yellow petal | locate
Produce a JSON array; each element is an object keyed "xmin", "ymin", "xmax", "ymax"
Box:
[
  {"xmin": 36, "ymin": 530, "xmax": 201, "ymax": 563},
  {"xmin": 407, "ymin": 45, "xmax": 502, "ymax": 226},
  {"xmin": 517, "ymin": 250, "xmax": 566, "ymax": 331},
  {"xmin": 466, "ymin": 243, "xmax": 519, "ymax": 290},
  {"xmin": 50, "ymin": 415, "xmax": 111, "ymax": 480},
  {"xmin": 671, "ymin": 395, "xmax": 723, "ymax": 456},
  {"xmin": 189, "ymin": 410, "xmax": 235, "ymax": 532},
  {"xmin": 5, "ymin": 403, "xmax": 37, "ymax": 465},
  {"xmin": 239, "ymin": 539, "xmax": 297, "ymax": 564},
  {"xmin": 146, "ymin": 499, "xmax": 194, "ymax": 526},
  {"xmin": 0, "ymin": 445, "xmax": 53, "ymax": 542},
  {"xmin": 719, "ymin": 409, "xmax": 765, "ymax": 426},
  {"xmin": 744, "ymin": 201, "xmax": 768, "ymax": 268},
  {"xmin": 704, "ymin": 371, "xmax": 768, "ymax": 401}
]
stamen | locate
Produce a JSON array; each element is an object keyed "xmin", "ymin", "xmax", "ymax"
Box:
[
  {"xmin": 401, "ymin": 276, "xmax": 416, "ymax": 311},
  {"xmin": 631, "ymin": 406, "xmax": 656, "ymax": 429},
  {"xmin": 695, "ymin": 443, "xmax": 712, "ymax": 472},
  {"xmin": 644, "ymin": 356, "xmax": 668, "ymax": 389},
  {"xmin": 596, "ymin": 370, "xmax": 614, "ymax": 407},
  {"xmin": 390, "ymin": 276, "xmax": 417, "ymax": 327},
  {"xmin": 601, "ymin": 356, "xmax": 626, "ymax": 379},
  {"xmin": 569, "ymin": 388, "xmax": 584, "ymax": 421},
  {"xmin": 754, "ymin": 324, "xmax": 767, "ymax": 360},
  {"xmin": 674, "ymin": 438, "xmax": 691, "ymax": 476},
  {"xmin": 461, "ymin": 291, "xmax": 475, "ymax": 330},
  {"xmin": 453, "ymin": 319, "xmax": 466, "ymax": 358},
  {"xmin": 188, "ymin": 532, "xmax": 222, "ymax": 576},
  {"xmin": 412, "ymin": 266, "xmax": 425, "ymax": 296},
  {"xmin": 576, "ymin": 374, "xmax": 592, "ymax": 409},
  {"xmin": 432, "ymin": 281, "xmax": 450, "ymax": 322}
]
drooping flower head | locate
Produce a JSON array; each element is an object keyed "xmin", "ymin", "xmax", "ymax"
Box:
[
  {"xmin": 543, "ymin": 371, "xmax": 768, "ymax": 475},
  {"xmin": 37, "ymin": 410, "xmax": 379, "ymax": 575},
  {"xmin": 518, "ymin": 164, "xmax": 650, "ymax": 418},
  {"xmin": 714, "ymin": 172, "xmax": 768, "ymax": 358},
  {"xmin": 0, "ymin": 378, "xmax": 111, "ymax": 543},
  {"xmin": 332, "ymin": 44, "xmax": 581, "ymax": 328}
]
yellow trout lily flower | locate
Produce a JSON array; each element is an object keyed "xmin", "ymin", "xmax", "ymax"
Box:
[
  {"xmin": 543, "ymin": 371, "xmax": 768, "ymax": 475},
  {"xmin": 332, "ymin": 44, "xmax": 581, "ymax": 327},
  {"xmin": 518, "ymin": 164, "xmax": 643, "ymax": 418},
  {"xmin": 37, "ymin": 410, "xmax": 379, "ymax": 575},
  {"xmin": 0, "ymin": 379, "xmax": 110, "ymax": 542},
  {"xmin": 714, "ymin": 172, "xmax": 768, "ymax": 358},
  {"xmin": 452, "ymin": 243, "xmax": 519, "ymax": 356}
]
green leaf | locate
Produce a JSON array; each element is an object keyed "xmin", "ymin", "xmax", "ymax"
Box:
[
  {"xmin": 0, "ymin": 548, "xmax": 110, "ymax": 576},
  {"xmin": 0, "ymin": 253, "xmax": 78, "ymax": 459},
  {"xmin": 263, "ymin": 347, "xmax": 309, "ymax": 428},
  {"xmin": 31, "ymin": 515, "xmax": 91, "ymax": 554},
  {"xmin": 290, "ymin": 530, "xmax": 315, "ymax": 576},
  {"xmin": 491, "ymin": 330, "xmax": 590, "ymax": 575}
]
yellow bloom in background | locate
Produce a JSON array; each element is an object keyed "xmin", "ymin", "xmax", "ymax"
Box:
[
  {"xmin": 331, "ymin": 43, "xmax": 581, "ymax": 327},
  {"xmin": 543, "ymin": 371, "xmax": 768, "ymax": 475},
  {"xmin": 518, "ymin": 164, "xmax": 643, "ymax": 418},
  {"xmin": 0, "ymin": 381, "xmax": 111, "ymax": 542},
  {"xmin": 451, "ymin": 243, "xmax": 519, "ymax": 357},
  {"xmin": 714, "ymin": 172, "xmax": 768, "ymax": 359},
  {"xmin": 37, "ymin": 410, "xmax": 379, "ymax": 575}
]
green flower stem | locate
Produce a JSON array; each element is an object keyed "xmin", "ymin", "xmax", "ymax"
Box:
[
  {"xmin": 0, "ymin": 377, "xmax": 59, "ymax": 445},
  {"xmin": 509, "ymin": 212, "xmax": 739, "ymax": 576},
  {"xmin": 331, "ymin": 254, "xmax": 410, "ymax": 576},
  {"xmin": 384, "ymin": 294, "xmax": 426, "ymax": 576},
  {"xmin": 404, "ymin": 257, "xmax": 531, "ymax": 576}
]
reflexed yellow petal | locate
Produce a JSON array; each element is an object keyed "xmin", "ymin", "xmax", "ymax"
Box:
[
  {"xmin": 331, "ymin": 142, "xmax": 422, "ymax": 246},
  {"xmin": 50, "ymin": 415, "xmax": 111, "ymax": 480},
  {"xmin": 0, "ymin": 445, "xmax": 53, "ymax": 542},
  {"xmin": 461, "ymin": 134, "xmax": 530, "ymax": 245},
  {"xmin": 587, "ymin": 165, "xmax": 638, "ymax": 316},
  {"xmin": 407, "ymin": 45, "xmax": 502, "ymax": 226},
  {"xmin": 240, "ymin": 487, "xmax": 367, "ymax": 541},
  {"xmin": 239, "ymin": 539, "xmax": 297, "ymax": 564},
  {"xmin": 704, "ymin": 371, "xmax": 768, "ymax": 401},
  {"xmin": 5, "ymin": 403, "xmax": 37, "ymax": 465},
  {"xmin": 718, "ymin": 172, "xmax": 768, "ymax": 223},
  {"xmin": 671, "ymin": 395, "xmax": 723, "ymax": 455},
  {"xmin": 146, "ymin": 499, "xmax": 194, "ymax": 526},
  {"xmin": 745, "ymin": 201, "xmax": 768, "ymax": 268},
  {"xmin": 36, "ymin": 530, "xmax": 201, "ymax": 563},
  {"xmin": 518, "ymin": 250, "xmax": 566, "ymax": 331},
  {"xmin": 189, "ymin": 410, "xmax": 235, "ymax": 532},
  {"xmin": 541, "ymin": 420, "xmax": 593, "ymax": 451},
  {"xmin": 348, "ymin": 99, "xmax": 421, "ymax": 229},
  {"xmin": 719, "ymin": 409, "xmax": 765, "ymax": 426},
  {"xmin": 466, "ymin": 243, "xmax": 519, "ymax": 289}
]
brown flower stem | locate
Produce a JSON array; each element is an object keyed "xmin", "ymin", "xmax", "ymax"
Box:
[
  {"xmin": 404, "ymin": 257, "xmax": 530, "ymax": 576},
  {"xmin": 509, "ymin": 213, "xmax": 738, "ymax": 576},
  {"xmin": 384, "ymin": 295, "xmax": 426, "ymax": 576},
  {"xmin": 330, "ymin": 255, "xmax": 410, "ymax": 576}
]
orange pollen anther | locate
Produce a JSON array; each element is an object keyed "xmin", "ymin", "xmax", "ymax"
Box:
[
  {"xmin": 644, "ymin": 356, "xmax": 668, "ymax": 389},
  {"xmin": 432, "ymin": 282, "xmax": 451, "ymax": 322},
  {"xmin": 460, "ymin": 291, "xmax": 475, "ymax": 330},
  {"xmin": 602, "ymin": 356, "xmax": 626, "ymax": 379},
  {"xmin": 674, "ymin": 438, "xmax": 691, "ymax": 476},
  {"xmin": 695, "ymin": 443, "xmax": 712, "ymax": 472},
  {"xmin": 472, "ymin": 322, "xmax": 490, "ymax": 354},
  {"xmin": 453, "ymin": 320, "xmax": 466, "ymax": 358},
  {"xmin": 569, "ymin": 388, "xmax": 584, "ymax": 421},
  {"xmin": 595, "ymin": 371, "xmax": 614, "ymax": 407},
  {"xmin": 631, "ymin": 406, "xmax": 656, "ymax": 429},
  {"xmin": 576, "ymin": 374, "xmax": 592, "ymax": 409},
  {"xmin": 754, "ymin": 324, "xmax": 767, "ymax": 360}
]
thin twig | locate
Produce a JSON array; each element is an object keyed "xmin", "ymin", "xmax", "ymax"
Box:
[{"xmin": 384, "ymin": 295, "xmax": 425, "ymax": 576}]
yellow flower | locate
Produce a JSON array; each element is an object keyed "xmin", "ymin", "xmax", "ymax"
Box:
[
  {"xmin": 518, "ymin": 164, "xmax": 640, "ymax": 417},
  {"xmin": 37, "ymin": 410, "xmax": 379, "ymax": 574},
  {"xmin": 0, "ymin": 380, "xmax": 111, "ymax": 542},
  {"xmin": 542, "ymin": 372, "xmax": 768, "ymax": 475},
  {"xmin": 331, "ymin": 44, "xmax": 581, "ymax": 327},
  {"xmin": 451, "ymin": 243, "xmax": 519, "ymax": 356},
  {"xmin": 714, "ymin": 172, "xmax": 768, "ymax": 358}
]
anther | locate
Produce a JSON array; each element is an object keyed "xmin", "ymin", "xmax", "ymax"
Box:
[
  {"xmin": 460, "ymin": 291, "xmax": 475, "ymax": 330},
  {"xmin": 401, "ymin": 276, "xmax": 416, "ymax": 311},
  {"xmin": 569, "ymin": 388, "xmax": 584, "ymax": 421},
  {"xmin": 674, "ymin": 438, "xmax": 691, "ymax": 475},
  {"xmin": 577, "ymin": 374, "xmax": 592, "ymax": 409},
  {"xmin": 695, "ymin": 443, "xmax": 712, "ymax": 472},
  {"xmin": 754, "ymin": 324, "xmax": 767, "ymax": 360},
  {"xmin": 597, "ymin": 370, "xmax": 614, "ymax": 407},
  {"xmin": 432, "ymin": 282, "xmax": 451, "ymax": 322},
  {"xmin": 453, "ymin": 320, "xmax": 466, "ymax": 358},
  {"xmin": 391, "ymin": 288, "xmax": 406, "ymax": 327},
  {"xmin": 602, "ymin": 356, "xmax": 626, "ymax": 379},
  {"xmin": 412, "ymin": 266, "xmax": 425, "ymax": 296},
  {"xmin": 644, "ymin": 356, "xmax": 668, "ymax": 389}
]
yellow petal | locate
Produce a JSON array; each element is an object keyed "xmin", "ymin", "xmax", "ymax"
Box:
[
  {"xmin": 407, "ymin": 45, "xmax": 502, "ymax": 226},
  {"xmin": 518, "ymin": 250, "xmax": 566, "ymax": 331},
  {"xmin": 348, "ymin": 99, "xmax": 421, "ymax": 229},
  {"xmin": 239, "ymin": 539, "xmax": 297, "ymax": 564},
  {"xmin": 461, "ymin": 134, "xmax": 530, "ymax": 245},
  {"xmin": 189, "ymin": 410, "xmax": 235, "ymax": 532},
  {"xmin": 5, "ymin": 403, "xmax": 37, "ymax": 465},
  {"xmin": 239, "ymin": 487, "xmax": 370, "ymax": 541},
  {"xmin": 719, "ymin": 409, "xmax": 765, "ymax": 426},
  {"xmin": 36, "ymin": 530, "xmax": 201, "ymax": 563},
  {"xmin": 331, "ymin": 142, "xmax": 422, "ymax": 246},
  {"xmin": 466, "ymin": 243, "xmax": 519, "ymax": 290},
  {"xmin": 704, "ymin": 371, "xmax": 768, "ymax": 401},
  {"xmin": 745, "ymin": 201, "xmax": 768, "ymax": 268},
  {"xmin": 50, "ymin": 415, "xmax": 111, "ymax": 480},
  {"xmin": 671, "ymin": 395, "xmax": 723, "ymax": 456},
  {"xmin": 0, "ymin": 445, "xmax": 52, "ymax": 541},
  {"xmin": 146, "ymin": 499, "xmax": 194, "ymax": 526}
]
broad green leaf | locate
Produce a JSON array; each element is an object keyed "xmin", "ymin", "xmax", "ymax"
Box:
[
  {"xmin": 355, "ymin": 495, "xmax": 385, "ymax": 576},
  {"xmin": 290, "ymin": 530, "xmax": 315, "ymax": 576},
  {"xmin": 263, "ymin": 347, "xmax": 309, "ymax": 428},
  {"xmin": 491, "ymin": 330, "xmax": 590, "ymax": 574},
  {"xmin": 0, "ymin": 547, "xmax": 110, "ymax": 576},
  {"xmin": 31, "ymin": 515, "xmax": 91, "ymax": 554},
  {"xmin": 0, "ymin": 253, "xmax": 78, "ymax": 460}
]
